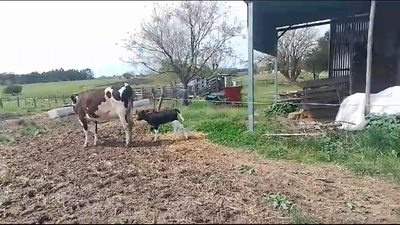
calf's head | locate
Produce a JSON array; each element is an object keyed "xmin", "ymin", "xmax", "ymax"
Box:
[{"xmin": 135, "ymin": 108, "xmax": 157, "ymax": 121}]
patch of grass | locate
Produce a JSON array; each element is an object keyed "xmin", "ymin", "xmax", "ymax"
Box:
[
  {"xmin": 290, "ymin": 210, "xmax": 317, "ymax": 224},
  {"xmin": 346, "ymin": 199, "xmax": 355, "ymax": 210},
  {"xmin": 19, "ymin": 121, "xmax": 45, "ymax": 136},
  {"xmin": 263, "ymin": 193, "xmax": 293, "ymax": 211},
  {"xmin": 234, "ymin": 165, "xmax": 256, "ymax": 175},
  {"xmin": 262, "ymin": 193, "xmax": 317, "ymax": 224},
  {"xmin": 0, "ymin": 135, "xmax": 11, "ymax": 144},
  {"xmin": 113, "ymin": 219, "xmax": 128, "ymax": 224}
]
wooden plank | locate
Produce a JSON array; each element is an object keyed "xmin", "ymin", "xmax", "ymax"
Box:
[
  {"xmin": 298, "ymin": 76, "xmax": 349, "ymax": 88},
  {"xmin": 304, "ymin": 85, "xmax": 348, "ymax": 95}
]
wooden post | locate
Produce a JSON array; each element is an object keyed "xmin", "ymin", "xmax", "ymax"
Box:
[
  {"xmin": 132, "ymin": 89, "xmax": 137, "ymax": 101},
  {"xmin": 17, "ymin": 97, "xmax": 20, "ymax": 108},
  {"xmin": 54, "ymin": 95, "xmax": 58, "ymax": 104},
  {"xmin": 33, "ymin": 98, "xmax": 37, "ymax": 107},
  {"xmin": 24, "ymin": 97, "xmax": 27, "ymax": 105},
  {"xmin": 62, "ymin": 94, "xmax": 66, "ymax": 105},
  {"xmin": 48, "ymin": 97, "xmax": 51, "ymax": 107},
  {"xmin": 140, "ymin": 87, "xmax": 144, "ymax": 100},
  {"xmin": 365, "ymin": 0, "xmax": 376, "ymax": 115},
  {"xmin": 157, "ymin": 86, "xmax": 164, "ymax": 111},
  {"xmin": 0, "ymin": 98, "xmax": 3, "ymax": 108},
  {"xmin": 151, "ymin": 87, "xmax": 156, "ymax": 109}
]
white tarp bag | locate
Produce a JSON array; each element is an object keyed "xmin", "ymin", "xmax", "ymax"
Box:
[{"xmin": 335, "ymin": 86, "xmax": 400, "ymax": 131}]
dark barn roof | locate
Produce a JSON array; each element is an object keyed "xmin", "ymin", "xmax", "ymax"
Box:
[{"xmin": 245, "ymin": 1, "xmax": 372, "ymax": 56}]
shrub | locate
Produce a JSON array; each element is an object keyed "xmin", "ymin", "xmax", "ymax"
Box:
[
  {"xmin": 264, "ymin": 102, "xmax": 298, "ymax": 117},
  {"xmin": 2, "ymin": 85, "xmax": 23, "ymax": 95},
  {"xmin": 366, "ymin": 113, "xmax": 400, "ymax": 130}
]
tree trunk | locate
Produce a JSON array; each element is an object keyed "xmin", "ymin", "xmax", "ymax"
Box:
[
  {"xmin": 182, "ymin": 82, "xmax": 189, "ymax": 106},
  {"xmin": 287, "ymin": 76, "xmax": 298, "ymax": 83}
]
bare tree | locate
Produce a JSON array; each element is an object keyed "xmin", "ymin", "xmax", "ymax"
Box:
[
  {"xmin": 279, "ymin": 28, "xmax": 318, "ymax": 82},
  {"xmin": 257, "ymin": 27, "xmax": 318, "ymax": 83},
  {"xmin": 122, "ymin": 1, "xmax": 243, "ymax": 105}
]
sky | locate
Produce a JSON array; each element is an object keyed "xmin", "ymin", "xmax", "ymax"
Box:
[{"xmin": 0, "ymin": 1, "xmax": 329, "ymax": 78}]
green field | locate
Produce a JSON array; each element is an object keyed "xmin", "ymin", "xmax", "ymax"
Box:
[
  {"xmin": 0, "ymin": 77, "xmax": 123, "ymax": 99},
  {"xmin": 0, "ymin": 71, "xmax": 324, "ymax": 117},
  {"xmin": 0, "ymin": 75, "xmax": 164, "ymax": 116},
  {"xmin": 0, "ymin": 77, "xmax": 127, "ymax": 116}
]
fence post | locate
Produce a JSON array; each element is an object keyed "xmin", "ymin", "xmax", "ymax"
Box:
[
  {"xmin": 157, "ymin": 86, "xmax": 164, "ymax": 111},
  {"xmin": 0, "ymin": 98, "xmax": 2, "ymax": 108},
  {"xmin": 132, "ymin": 89, "xmax": 137, "ymax": 101},
  {"xmin": 62, "ymin": 94, "xmax": 66, "ymax": 105},
  {"xmin": 140, "ymin": 87, "xmax": 144, "ymax": 100},
  {"xmin": 24, "ymin": 97, "xmax": 27, "ymax": 106},
  {"xmin": 48, "ymin": 97, "xmax": 51, "ymax": 107},
  {"xmin": 151, "ymin": 87, "xmax": 156, "ymax": 109},
  {"xmin": 54, "ymin": 95, "xmax": 58, "ymax": 104},
  {"xmin": 17, "ymin": 97, "xmax": 20, "ymax": 108},
  {"xmin": 33, "ymin": 98, "xmax": 37, "ymax": 107}
]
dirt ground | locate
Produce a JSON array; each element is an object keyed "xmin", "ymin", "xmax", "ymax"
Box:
[{"xmin": 1, "ymin": 113, "xmax": 400, "ymax": 224}]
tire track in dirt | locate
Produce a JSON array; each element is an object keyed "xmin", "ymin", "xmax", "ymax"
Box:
[{"xmin": 0, "ymin": 114, "xmax": 400, "ymax": 224}]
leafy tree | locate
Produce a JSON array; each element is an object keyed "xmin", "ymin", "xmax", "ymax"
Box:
[
  {"xmin": 3, "ymin": 85, "xmax": 22, "ymax": 95},
  {"xmin": 304, "ymin": 30, "xmax": 329, "ymax": 79},
  {"xmin": 122, "ymin": 72, "xmax": 132, "ymax": 79},
  {"xmin": 256, "ymin": 28, "xmax": 318, "ymax": 82},
  {"xmin": 0, "ymin": 68, "xmax": 95, "ymax": 84}
]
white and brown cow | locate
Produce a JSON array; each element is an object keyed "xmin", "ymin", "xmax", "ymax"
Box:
[{"xmin": 70, "ymin": 83, "xmax": 134, "ymax": 148}]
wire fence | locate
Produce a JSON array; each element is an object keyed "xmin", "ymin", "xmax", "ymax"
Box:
[
  {"xmin": 0, "ymin": 92, "xmax": 400, "ymax": 109},
  {"xmin": 3, "ymin": 94, "xmax": 400, "ymax": 110},
  {"xmin": 159, "ymin": 97, "xmax": 400, "ymax": 108},
  {"xmin": 0, "ymin": 95, "xmax": 72, "ymax": 109}
]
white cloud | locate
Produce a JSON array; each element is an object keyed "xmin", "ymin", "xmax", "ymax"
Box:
[{"xmin": 0, "ymin": 1, "xmax": 329, "ymax": 77}]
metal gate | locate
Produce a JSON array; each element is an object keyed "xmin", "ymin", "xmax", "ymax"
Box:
[{"xmin": 329, "ymin": 14, "xmax": 369, "ymax": 79}]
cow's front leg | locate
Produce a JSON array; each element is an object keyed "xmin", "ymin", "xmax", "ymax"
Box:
[
  {"xmin": 78, "ymin": 117, "xmax": 89, "ymax": 148},
  {"xmin": 118, "ymin": 111, "xmax": 131, "ymax": 147},
  {"xmin": 93, "ymin": 121, "xmax": 98, "ymax": 146}
]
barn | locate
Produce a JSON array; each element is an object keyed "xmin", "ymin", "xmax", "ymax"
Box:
[{"xmin": 244, "ymin": 1, "xmax": 400, "ymax": 130}]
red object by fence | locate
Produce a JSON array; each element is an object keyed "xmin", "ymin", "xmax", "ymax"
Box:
[{"xmin": 223, "ymin": 86, "xmax": 243, "ymax": 107}]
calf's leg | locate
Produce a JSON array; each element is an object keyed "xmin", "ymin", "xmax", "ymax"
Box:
[
  {"xmin": 170, "ymin": 120, "xmax": 188, "ymax": 140},
  {"xmin": 172, "ymin": 123, "xmax": 178, "ymax": 137},
  {"xmin": 153, "ymin": 126, "xmax": 160, "ymax": 141}
]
